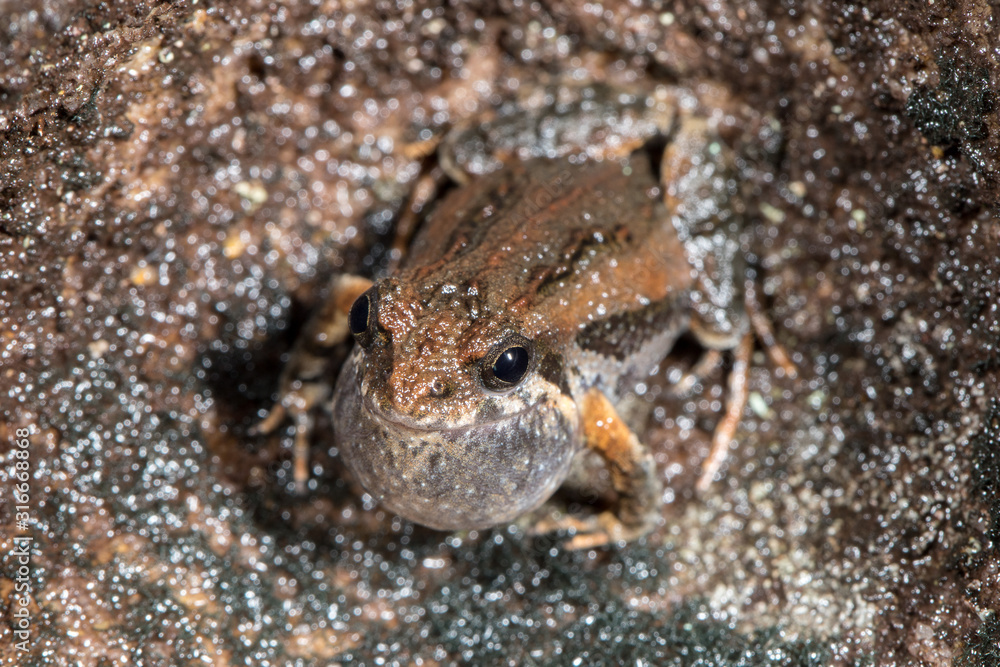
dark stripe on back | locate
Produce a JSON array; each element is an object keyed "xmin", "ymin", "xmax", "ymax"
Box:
[{"xmin": 574, "ymin": 291, "xmax": 688, "ymax": 361}]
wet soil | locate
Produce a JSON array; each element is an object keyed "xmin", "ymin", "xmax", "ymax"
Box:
[{"xmin": 2, "ymin": 1, "xmax": 999, "ymax": 665}]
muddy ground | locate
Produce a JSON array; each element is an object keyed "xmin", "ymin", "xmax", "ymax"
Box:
[{"xmin": 1, "ymin": 1, "xmax": 999, "ymax": 665}]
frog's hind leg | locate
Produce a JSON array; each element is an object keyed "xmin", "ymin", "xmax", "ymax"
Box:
[
  {"xmin": 531, "ymin": 389, "xmax": 662, "ymax": 550},
  {"xmin": 695, "ymin": 330, "xmax": 753, "ymax": 492},
  {"xmin": 255, "ymin": 274, "xmax": 373, "ymax": 490},
  {"xmin": 744, "ymin": 277, "xmax": 798, "ymax": 379},
  {"xmin": 689, "ymin": 283, "xmax": 797, "ymax": 491}
]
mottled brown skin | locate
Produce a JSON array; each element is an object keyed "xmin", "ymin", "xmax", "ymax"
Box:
[
  {"xmin": 261, "ymin": 106, "xmax": 749, "ymax": 548},
  {"xmin": 393, "ymin": 156, "xmax": 694, "ymax": 384}
]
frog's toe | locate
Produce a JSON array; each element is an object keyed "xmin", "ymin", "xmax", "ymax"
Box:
[
  {"xmin": 527, "ymin": 512, "xmax": 588, "ymax": 538},
  {"xmin": 253, "ymin": 403, "xmax": 287, "ymax": 435},
  {"xmin": 254, "ymin": 383, "xmax": 327, "ymax": 491},
  {"xmin": 529, "ymin": 511, "xmax": 655, "ymax": 550}
]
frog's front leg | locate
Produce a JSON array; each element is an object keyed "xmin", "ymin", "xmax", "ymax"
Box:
[
  {"xmin": 255, "ymin": 274, "xmax": 373, "ymax": 489},
  {"xmin": 532, "ymin": 389, "xmax": 662, "ymax": 550}
]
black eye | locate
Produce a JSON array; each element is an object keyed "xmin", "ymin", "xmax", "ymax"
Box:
[
  {"xmin": 493, "ymin": 347, "xmax": 530, "ymax": 383},
  {"xmin": 349, "ymin": 293, "xmax": 370, "ymax": 336},
  {"xmin": 481, "ymin": 335, "xmax": 533, "ymax": 391}
]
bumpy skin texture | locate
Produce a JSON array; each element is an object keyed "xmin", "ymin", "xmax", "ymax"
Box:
[{"xmin": 332, "ymin": 156, "xmax": 706, "ymax": 531}]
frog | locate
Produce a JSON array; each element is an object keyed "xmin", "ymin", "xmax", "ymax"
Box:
[{"xmin": 257, "ymin": 82, "xmax": 764, "ymax": 549}]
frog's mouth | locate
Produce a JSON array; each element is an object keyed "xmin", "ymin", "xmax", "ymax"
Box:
[{"xmin": 362, "ymin": 393, "xmax": 537, "ymax": 438}]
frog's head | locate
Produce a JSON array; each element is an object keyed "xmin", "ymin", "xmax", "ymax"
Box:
[{"xmin": 331, "ymin": 277, "xmax": 580, "ymax": 530}]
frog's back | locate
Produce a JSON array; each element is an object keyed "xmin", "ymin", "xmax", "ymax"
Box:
[{"xmin": 400, "ymin": 156, "xmax": 693, "ymax": 348}]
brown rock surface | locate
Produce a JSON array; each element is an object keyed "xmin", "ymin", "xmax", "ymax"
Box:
[{"xmin": 2, "ymin": 1, "xmax": 999, "ymax": 664}]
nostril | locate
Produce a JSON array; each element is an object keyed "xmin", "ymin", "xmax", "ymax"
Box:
[{"xmin": 429, "ymin": 379, "xmax": 451, "ymax": 398}]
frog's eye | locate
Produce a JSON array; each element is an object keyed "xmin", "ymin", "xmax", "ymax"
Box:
[
  {"xmin": 348, "ymin": 289, "xmax": 377, "ymax": 347},
  {"xmin": 349, "ymin": 294, "xmax": 370, "ymax": 335},
  {"xmin": 481, "ymin": 335, "xmax": 533, "ymax": 391},
  {"xmin": 493, "ymin": 347, "xmax": 530, "ymax": 383}
]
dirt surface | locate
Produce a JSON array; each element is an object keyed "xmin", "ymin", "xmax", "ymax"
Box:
[{"xmin": 2, "ymin": 1, "xmax": 999, "ymax": 665}]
